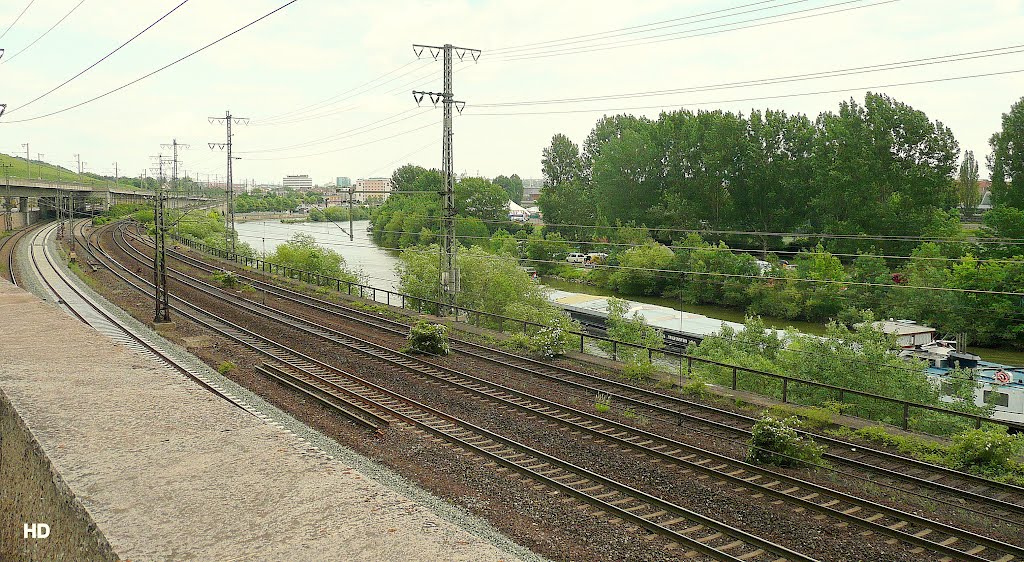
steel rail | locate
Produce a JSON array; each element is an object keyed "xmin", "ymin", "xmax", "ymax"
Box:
[
  {"xmin": 148, "ymin": 230, "xmax": 1024, "ymax": 518},
  {"xmin": 99, "ymin": 223, "xmax": 809, "ymax": 562},
  {"xmin": 120, "ymin": 227, "xmax": 1024, "ymax": 561}
]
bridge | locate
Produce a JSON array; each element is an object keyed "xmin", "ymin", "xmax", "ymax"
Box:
[{"xmin": 2, "ymin": 178, "xmax": 223, "ymax": 230}]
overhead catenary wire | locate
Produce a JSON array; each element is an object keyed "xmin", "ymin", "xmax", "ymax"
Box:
[
  {"xmin": 5, "ymin": 0, "xmax": 192, "ymax": 114},
  {"xmin": 239, "ymin": 107, "xmax": 430, "ymax": 154},
  {"xmin": 488, "ymin": 0, "xmax": 780, "ymax": 53},
  {"xmin": 1, "ymin": 0, "xmax": 299, "ymax": 123},
  {"xmin": 0, "ymin": 0, "xmax": 87, "ymax": 65},
  {"xmin": 489, "ymin": 0, "xmax": 898, "ymax": 62},
  {"xmin": 476, "ymin": 43, "xmax": 1024, "ymax": 107},
  {"xmin": 242, "ymin": 120, "xmax": 438, "ymax": 161},
  {"xmin": 0, "ymin": 0, "xmax": 35, "ymax": 41},
  {"xmin": 467, "ymin": 67, "xmax": 1024, "ymax": 116}
]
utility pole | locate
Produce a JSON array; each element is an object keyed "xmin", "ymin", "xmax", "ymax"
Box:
[
  {"xmin": 209, "ymin": 111, "xmax": 248, "ymax": 254},
  {"xmin": 150, "ymin": 154, "xmax": 172, "ymax": 323},
  {"xmin": 113, "ymin": 162, "xmax": 118, "ymax": 189},
  {"xmin": 161, "ymin": 139, "xmax": 189, "ymax": 216},
  {"xmin": 35, "ymin": 153, "xmax": 43, "ymax": 179},
  {"xmin": 21, "ymin": 143, "xmax": 29, "ymax": 177},
  {"xmin": 1, "ymin": 162, "xmax": 11, "ymax": 230},
  {"xmin": 74, "ymin": 153, "xmax": 83, "ymax": 183},
  {"xmin": 411, "ymin": 43, "xmax": 480, "ymax": 314}
]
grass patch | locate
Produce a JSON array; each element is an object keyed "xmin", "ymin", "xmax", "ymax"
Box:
[{"xmin": 216, "ymin": 361, "xmax": 236, "ymax": 375}]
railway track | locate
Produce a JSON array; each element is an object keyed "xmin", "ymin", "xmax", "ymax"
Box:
[
  {"xmin": 93, "ymin": 222, "xmax": 818, "ymax": 561},
  {"xmin": 140, "ymin": 226, "xmax": 1024, "ymax": 522},
  {"xmin": 22, "ymin": 220, "xmax": 264, "ymax": 418},
  {"xmin": 111, "ymin": 225, "xmax": 1024, "ymax": 561},
  {"xmin": 0, "ymin": 222, "xmax": 41, "ymax": 285}
]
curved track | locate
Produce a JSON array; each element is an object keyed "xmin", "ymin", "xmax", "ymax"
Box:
[
  {"xmin": 0, "ymin": 223, "xmax": 41, "ymax": 285},
  {"xmin": 21, "ymin": 221, "xmax": 269, "ymax": 420},
  {"xmin": 109, "ymin": 225, "xmax": 1024, "ymax": 561}
]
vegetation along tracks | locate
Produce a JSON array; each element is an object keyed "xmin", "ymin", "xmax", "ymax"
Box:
[
  {"xmin": 98, "ymin": 222, "xmax": 814, "ymax": 561},
  {"xmin": 139, "ymin": 225, "xmax": 1024, "ymax": 522},
  {"xmin": 113, "ymin": 225, "xmax": 1024, "ymax": 561}
]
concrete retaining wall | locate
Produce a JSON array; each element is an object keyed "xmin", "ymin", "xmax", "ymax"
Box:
[{"xmin": 0, "ymin": 389, "xmax": 117, "ymax": 561}]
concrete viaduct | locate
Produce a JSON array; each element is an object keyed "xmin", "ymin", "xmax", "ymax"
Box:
[{"xmin": 2, "ymin": 178, "xmax": 223, "ymax": 230}]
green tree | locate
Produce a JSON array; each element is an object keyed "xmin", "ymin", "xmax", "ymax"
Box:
[
  {"xmin": 958, "ymin": 150, "xmax": 981, "ymax": 214},
  {"xmin": 592, "ymin": 127, "xmax": 664, "ymax": 226},
  {"xmin": 391, "ymin": 164, "xmax": 429, "ymax": 193},
  {"xmin": 269, "ymin": 232, "xmax": 361, "ymax": 284},
  {"xmin": 539, "ymin": 134, "xmax": 594, "ymax": 238},
  {"xmin": 811, "ymin": 93, "xmax": 959, "ymax": 241},
  {"xmin": 989, "ymin": 97, "xmax": 1024, "ymax": 209},
  {"xmin": 456, "ymin": 177, "xmax": 508, "ymax": 226},
  {"xmin": 607, "ymin": 242, "xmax": 675, "ymax": 296},
  {"xmin": 493, "ymin": 174, "xmax": 524, "ymax": 204}
]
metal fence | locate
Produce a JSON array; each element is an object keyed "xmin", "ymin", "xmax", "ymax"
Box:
[{"xmin": 171, "ymin": 232, "xmax": 1016, "ymax": 433}]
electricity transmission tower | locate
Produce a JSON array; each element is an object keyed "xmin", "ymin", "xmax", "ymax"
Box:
[
  {"xmin": 411, "ymin": 43, "xmax": 480, "ymax": 314},
  {"xmin": 149, "ymin": 153, "xmax": 173, "ymax": 323},
  {"xmin": 209, "ymin": 111, "xmax": 248, "ymax": 254}
]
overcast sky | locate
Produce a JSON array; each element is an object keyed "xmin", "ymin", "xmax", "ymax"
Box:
[{"xmin": 0, "ymin": 0, "xmax": 1021, "ymax": 186}]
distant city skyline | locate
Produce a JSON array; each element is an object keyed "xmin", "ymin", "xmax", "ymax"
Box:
[{"xmin": 0, "ymin": 1, "xmax": 1020, "ymax": 184}]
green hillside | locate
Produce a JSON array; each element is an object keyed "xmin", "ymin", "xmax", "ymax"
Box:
[{"xmin": 0, "ymin": 152, "xmax": 139, "ymax": 190}]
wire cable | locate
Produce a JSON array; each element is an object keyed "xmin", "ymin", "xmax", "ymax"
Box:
[
  {"xmin": 0, "ymin": 0, "xmax": 86, "ymax": 65},
  {"xmin": 2, "ymin": 0, "xmax": 299, "ymax": 123},
  {"xmin": 0, "ymin": 0, "xmax": 34, "ymax": 41},
  {"xmin": 490, "ymin": 0, "xmax": 898, "ymax": 62},
  {"xmin": 477, "ymin": 43, "xmax": 1024, "ymax": 107},
  {"xmin": 5, "ymin": 0, "xmax": 192, "ymax": 114}
]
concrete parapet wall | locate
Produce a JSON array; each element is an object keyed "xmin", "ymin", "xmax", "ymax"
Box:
[{"xmin": 0, "ymin": 389, "xmax": 117, "ymax": 561}]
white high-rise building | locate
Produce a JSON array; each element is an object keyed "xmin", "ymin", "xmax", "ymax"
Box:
[{"xmin": 282, "ymin": 174, "xmax": 312, "ymax": 190}]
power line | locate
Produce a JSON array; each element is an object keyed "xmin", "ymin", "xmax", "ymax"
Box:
[
  {"xmin": 477, "ymin": 43, "xmax": 1024, "ymax": 107},
  {"xmin": 254, "ymin": 59, "xmax": 423, "ymax": 124},
  {"xmin": 0, "ymin": 0, "xmax": 87, "ymax": 65},
  {"xmin": 488, "ymin": 0, "xmax": 781, "ymax": 53},
  {"xmin": 490, "ymin": 0, "xmax": 898, "ymax": 62},
  {"xmin": 0, "ymin": 0, "xmax": 35, "ymax": 41},
  {"xmin": 5, "ymin": 0, "xmax": 191, "ymax": 114},
  {"xmin": 242, "ymin": 120, "xmax": 438, "ymax": 161},
  {"xmin": 239, "ymin": 107, "xmax": 429, "ymax": 154},
  {"xmin": 1, "ymin": 0, "xmax": 299, "ymax": 123},
  {"xmin": 466, "ymin": 67, "xmax": 1024, "ymax": 116}
]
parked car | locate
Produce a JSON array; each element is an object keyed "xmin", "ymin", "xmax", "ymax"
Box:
[
  {"xmin": 585, "ymin": 252, "xmax": 608, "ymax": 266},
  {"xmin": 566, "ymin": 252, "xmax": 586, "ymax": 263}
]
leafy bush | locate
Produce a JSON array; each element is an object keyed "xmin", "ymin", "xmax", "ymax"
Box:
[
  {"xmin": 621, "ymin": 358, "xmax": 657, "ymax": 381},
  {"xmin": 747, "ymin": 415, "xmax": 825, "ymax": 468},
  {"xmin": 407, "ymin": 321, "xmax": 450, "ymax": 355},
  {"xmin": 594, "ymin": 392, "xmax": 612, "ymax": 413},
  {"xmin": 948, "ymin": 429, "xmax": 1023, "ymax": 473},
  {"xmin": 217, "ymin": 361, "xmax": 236, "ymax": 375},
  {"xmin": 212, "ymin": 270, "xmax": 241, "ymax": 289}
]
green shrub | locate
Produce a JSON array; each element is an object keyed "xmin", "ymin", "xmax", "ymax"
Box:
[
  {"xmin": 948, "ymin": 429, "xmax": 1023, "ymax": 473},
  {"xmin": 500, "ymin": 332, "xmax": 532, "ymax": 352},
  {"xmin": 212, "ymin": 270, "xmax": 241, "ymax": 289},
  {"xmin": 216, "ymin": 361, "xmax": 236, "ymax": 375},
  {"xmin": 407, "ymin": 321, "xmax": 450, "ymax": 355},
  {"xmin": 594, "ymin": 392, "xmax": 611, "ymax": 413},
  {"xmin": 747, "ymin": 415, "xmax": 825, "ymax": 468},
  {"xmin": 621, "ymin": 358, "xmax": 656, "ymax": 381},
  {"xmin": 767, "ymin": 404, "xmax": 835, "ymax": 430},
  {"xmin": 681, "ymin": 375, "xmax": 711, "ymax": 398}
]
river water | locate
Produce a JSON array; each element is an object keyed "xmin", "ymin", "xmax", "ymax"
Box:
[
  {"xmin": 234, "ymin": 218, "xmax": 1024, "ymax": 365},
  {"xmin": 234, "ymin": 219, "xmax": 402, "ymax": 290}
]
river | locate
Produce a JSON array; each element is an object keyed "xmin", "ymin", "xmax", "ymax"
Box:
[
  {"xmin": 234, "ymin": 219, "xmax": 402, "ymax": 290},
  {"xmin": 234, "ymin": 218, "xmax": 1024, "ymax": 365}
]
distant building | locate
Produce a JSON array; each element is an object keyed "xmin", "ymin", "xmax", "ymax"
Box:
[
  {"xmin": 355, "ymin": 177, "xmax": 392, "ymax": 203},
  {"xmin": 325, "ymin": 194, "xmax": 351, "ymax": 207},
  {"xmin": 336, "ymin": 177, "xmax": 352, "ymax": 188},
  {"xmin": 282, "ymin": 174, "xmax": 313, "ymax": 190},
  {"xmin": 522, "ymin": 178, "xmax": 544, "ymax": 202}
]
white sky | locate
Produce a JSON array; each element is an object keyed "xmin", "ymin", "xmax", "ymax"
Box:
[{"xmin": 0, "ymin": 0, "xmax": 1021, "ymax": 185}]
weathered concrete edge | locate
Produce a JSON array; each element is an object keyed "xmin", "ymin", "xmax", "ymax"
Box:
[
  {"xmin": 0, "ymin": 386, "xmax": 118, "ymax": 562},
  {"xmin": 30, "ymin": 228, "xmax": 547, "ymax": 562}
]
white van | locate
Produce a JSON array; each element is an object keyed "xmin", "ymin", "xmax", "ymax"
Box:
[{"xmin": 566, "ymin": 253, "xmax": 586, "ymax": 263}]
